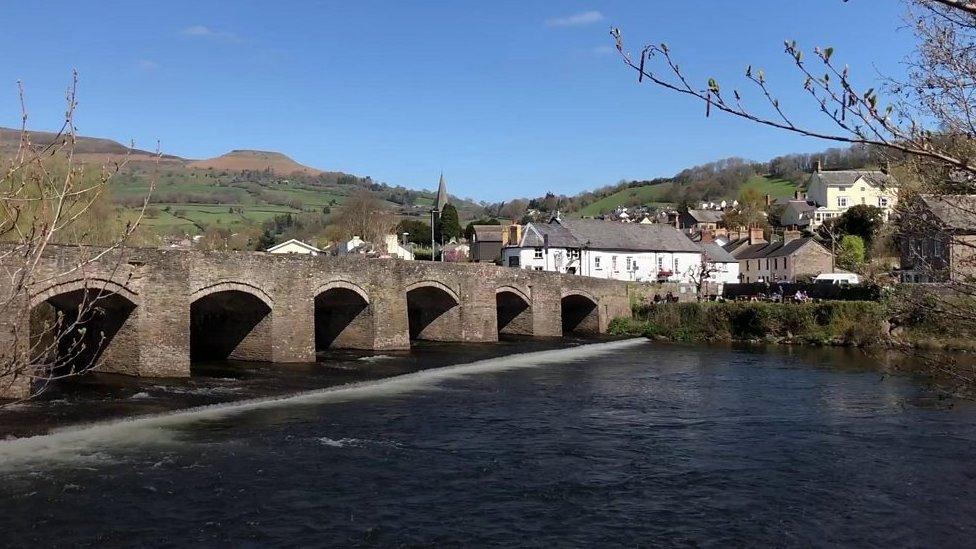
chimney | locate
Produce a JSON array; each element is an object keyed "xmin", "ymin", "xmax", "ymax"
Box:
[
  {"xmin": 794, "ymin": 189, "xmax": 803, "ymax": 200},
  {"xmin": 749, "ymin": 227, "xmax": 766, "ymax": 245},
  {"xmin": 765, "ymin": 193, "xmax": 772, "ymax": 207},
  {"xmin": 783, "ymin": 229, "xmax": 801, "ymax": 244},
  {"xmin": 815, "ymin": 159, "xmax": 822, "ymax": 173},
  {"xmin": 700, "ymin": 230, "xmax": 715, "ymax": 244}
]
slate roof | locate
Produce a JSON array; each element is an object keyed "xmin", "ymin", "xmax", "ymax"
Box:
[
  {"xmin": 266, "ymin": 238, "xmax": 321, "ymax": 253},
  {"xmin": 557, "ymin": 219, "xmax": 702, "ymax": 252},
  {"xmin": 685, "ymin": 209, "xmax": 725, "ymax": 224},
  {"xmin": 918, "ymin": 195, "xmax": 976, "ymax": 232},
  {"xmin": 519, "ymin": 219, "xmax": 701, "ymax": 253},
  {"xmin": 520, "ymin": 222, "xmax": 579, "ymax": 248},
  {"xmin": 809, "ymin": 170, "xmax": 898, "ymax": 189},
  {"xmin": 472, "ymin": 225, "xmax": 503, "ymax": 242},
  {"xmin": 722, "ymin": 237, "xmax": 825, "ymax": 259},
  {"xmin": 700, "ymin": 242, "xmax": 737, "ymax": 263}
]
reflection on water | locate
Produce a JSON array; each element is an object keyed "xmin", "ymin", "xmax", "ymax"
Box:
[{"xmin": 1, "ymin": 339, "xmax": 974, "ymax": 546}]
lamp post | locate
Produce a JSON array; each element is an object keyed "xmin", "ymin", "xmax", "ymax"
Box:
[{"xmin": 430, "ymin": 208, "xmax": 439, "ymax": 262}]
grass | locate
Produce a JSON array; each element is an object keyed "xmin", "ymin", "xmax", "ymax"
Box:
[
  {"xmin": 576, "ymin": 175, "xmax": 799, "ymax": 217},
  {"xmin": 740, "ymin": 175, "xmax": 798, "ymax": 200},
  {"xmin": 579, "ymin": 182, "xmax": 675, "ymax": 216}
]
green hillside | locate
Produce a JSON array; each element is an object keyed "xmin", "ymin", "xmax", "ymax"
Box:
[
  {"xmin": 578, "ymin": 181, "xmax": 675, "ymax": 217},
  {"xmin": 576, "ymin": 175, "xmax": 797, "ymax": 217}
]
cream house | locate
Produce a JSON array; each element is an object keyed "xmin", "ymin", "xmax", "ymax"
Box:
[
  {"xmin": 805, "ymin": 166, "xmax": 898, "ymax": 225},
  {"xmin": 266, "ymin": 239, "xmax": 321, "ymax": 255}
]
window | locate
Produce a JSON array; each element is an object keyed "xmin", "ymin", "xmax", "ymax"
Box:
[
  {"xmin": 861, "ymin": 197, "xmax": 865, "ymax": 204},
  {"xmin": 508, "ymin": 256, "xmax": 520, "ymax": 268},
  {"xmin": 673, "ymin": 258, "xmax": 679, "ymax": 272},
  {"xmin": 879, "ymin": 197, "xmax": 889, "ymax": 208},
  {"xmin": 533, "ymin": 247, "xmax": 543, "ymax": 259},
  {"xmin": 533, "ymin": 266, "xmax": 544, "ymax": 271},
  {"xmin": 625, "ymin": 256, "xmax": 633, "ymax": 271},
  {"xmin": 594, "ymin": 256, "xmax": 602, "ymax": 269},
  {"xmin": 569, "ymin": 248, "xmax": 580, "ymax": 259},
  {"xmin": 612, "ymin": 256, "xmax": 618, "ymax": 270},
  {"xmin": 838, "ymin": 196, "xmax": 848, "ymax": 208},
  {"xmin": 657, "ymin": 256, "xmax": 664, "ymax": 270}
]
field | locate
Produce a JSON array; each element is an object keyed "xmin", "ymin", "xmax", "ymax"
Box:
[
  {"xmin": 578, "ymin": 182, "xmax": 675, "ymax": 217},
  {"xmin": 577, "ymin": 175, "xmax": 798, "ymax": 217}
]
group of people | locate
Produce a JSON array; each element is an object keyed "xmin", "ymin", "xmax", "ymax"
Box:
[
  {"xmin": 767, "ymin": 288, "xmax": 811, "ymax": 303},
  {"xmin": 652, "ymin": 292, "xmax": 679, "ymax": 304}
]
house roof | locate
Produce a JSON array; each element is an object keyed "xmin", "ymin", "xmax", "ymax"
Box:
[
  {"xmin": 266, "ymin": 238, "xmax": 320, "ymax": 253},
  {"xmin": 700, "ymin": 242, "xmax": 736, "ymax": 263},
  {"xmin": 722, "ymin": 237, "xmax": 826, "ymax": 259},
  {"xmin": 685, "ymin": 209, "xmax": 724, "ymax": 224},
  {"xmin": 557, "ymin": 218, "xmax": 702, "ymax": 252},
  {"xmin": 918, "ymin": 194, "xmax": 976, "ymax": 232},
  {"xmin": 521, "ymin": 222, "xmax": 580, "ymax": 248},
  {"xmin": 785, "ymin": 200, "xmax": 816, "ymax": 214},
  {"xmin": 472, "ymin": 224, "xmax": 503, "ymax": 242},
  {"xmin": 809, "ymin": 170, "xmax": 898, "ymax": 189}
]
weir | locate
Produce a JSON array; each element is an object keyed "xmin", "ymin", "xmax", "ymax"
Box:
[{"xmin": 2, "ymin": 247, "xmax": 635, "ymax": 398}]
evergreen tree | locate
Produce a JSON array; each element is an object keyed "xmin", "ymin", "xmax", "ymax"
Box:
[
  {"xmin": 437, "ymin": 204, "xmax": 463, "ymax": 243},
  {"xmin": 256, "ymin": 228, "xmax": 276, "ymax": 251},
  {"xmin": 836, "ymin": 235, "xmax": 866, "ymax": 271}
]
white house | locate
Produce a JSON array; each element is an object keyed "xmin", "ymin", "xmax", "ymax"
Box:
[
  {"xmin": 699, "ymin": 242, "xmax": 740, "ymax": 285},
  {"xmin": 501, "ymin": 218, "xmax": 703, "ymax": 283},
  {"xmin": 382, "ymin": 234, "xmax": 415, "ymax": 260},
  {"xmin": 266, "ymin": 238, "xmax": 321, "ymax": 255}
]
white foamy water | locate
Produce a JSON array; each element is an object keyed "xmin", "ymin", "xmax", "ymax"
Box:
[{"xmin": 0, "ymin": 339, "xmax": 648, "ymax": 472}]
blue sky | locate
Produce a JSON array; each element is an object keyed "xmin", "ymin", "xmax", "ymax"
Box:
[{"xmin": 2, "ymin": 1, "xmax": 913, "ymax": 202}]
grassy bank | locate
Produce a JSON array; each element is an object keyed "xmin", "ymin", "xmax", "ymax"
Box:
[{"xmin": 609, "ymin": 301, "xmax": 886, "ymax": 346}]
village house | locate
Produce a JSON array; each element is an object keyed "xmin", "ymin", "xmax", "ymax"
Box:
[
  {"xmin": 724, "ymin": 228, "xmax": 834, "ymax": 283},
  {"xmin": 804, "ymin": 164, "xmax": 899, "ymax": 226},
  {"xmin": 678, "ymin": 209, "xmax": 724, "ymax": 233},
  {"xmin": 266, "ymin": 239, "xmax": 321, "ymax": 255},
  {"xmin": 699, "ymin": 241, "xmax": 740, "ymax": 286},
  {"xmin": 501, "ymin": 218, "xmax": 703, "ymax": 283},
  {"xmin": 470, "ymin": 224, "xmax": 504, "ymax": 263},
  {"xmin": 382, "ymin": 234, "xmax": 415, "ymax": 261},
  {"xmin": 900, "ymin": 194, "xmax": 976, "ymax": 283}
]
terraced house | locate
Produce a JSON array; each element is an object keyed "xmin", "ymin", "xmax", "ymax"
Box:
[{"xmin": 724, "ymin": 229, "xmax": 834, "ymax": 283}]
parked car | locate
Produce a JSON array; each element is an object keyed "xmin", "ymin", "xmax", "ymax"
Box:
[{"xmin": 813, "ymin": 273, "xmax": 860, "ymax": 286}]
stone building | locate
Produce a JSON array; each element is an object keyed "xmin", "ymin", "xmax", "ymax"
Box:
[
  {"xmin": 724, "ymin": 229, "xmax": 834, "ymax": 283},
  {"xmin": 900, "ymin": 194, "xmax": 976, "ymax": 283}
]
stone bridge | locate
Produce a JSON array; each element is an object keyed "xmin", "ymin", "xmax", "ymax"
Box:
[{"xmin": 3, "ymin": 247, "xmax": 635, "ymax": 398}]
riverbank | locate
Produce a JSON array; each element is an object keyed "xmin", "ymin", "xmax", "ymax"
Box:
[
  {"xmin": 609, "ymin": 300, "xmax": 976, "ymax": 397},
  {"xmin": 0, "ymin": 337, "xmax": 598, "ymax": 439}
]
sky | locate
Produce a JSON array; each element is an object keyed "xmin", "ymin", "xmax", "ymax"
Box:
[{"xmin": 1, "ymin": 1, "xmax": 915, "ymax": 202}]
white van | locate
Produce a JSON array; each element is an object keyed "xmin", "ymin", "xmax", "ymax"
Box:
[{"xmin": 814, "ymin": 273, "xmax": 860, "ymax": 286}]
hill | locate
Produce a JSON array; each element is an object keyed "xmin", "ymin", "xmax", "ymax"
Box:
[{"xmin": 188, "ymin": 150, "xmax": 324, "ymax": 176}]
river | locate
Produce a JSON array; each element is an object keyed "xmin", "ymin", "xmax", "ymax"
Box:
[{"xmin": 0, "ymin": 339, "xmax": 974, "ymax": 547}]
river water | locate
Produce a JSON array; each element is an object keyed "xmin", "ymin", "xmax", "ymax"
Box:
[{"xmin": 1, "ymin": 339, "xmax": 974, "ymax": 547}]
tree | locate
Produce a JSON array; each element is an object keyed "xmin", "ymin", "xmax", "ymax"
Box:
[
  {"xmin": 331, "ymin": 189, "xmax": 395, "ymax": 244},
  {"xmin": 836, "ymin": 235, "xmax": 866, "ymax": 271},
  {"xmin": 437, "ymin": 204, "xmax": 463, "ymax": 243},
  {"xmin": 0, "ymin": 75, "xmax": 154, "ymax": 402},
  {"xmin": 722, "ymin": 187, "xmax": 767, "ymax": 229},
  {"xmin": 256, "ymin": 228, "xmax": 276, "ymax": 251},
  {"xmin": 835, "ymin": 205, "xmax": 884, "ymax": 251},
  {"xmin": 396, "ymin": 218, "xmax": 432, "ymax": 245}
]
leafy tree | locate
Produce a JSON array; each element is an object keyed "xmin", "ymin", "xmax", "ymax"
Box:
[
  {"xmin": 836, "ymin": 235, "xmax": 866, "ymax": 271},
  {"xmin": 396, "ymin": 218, "xmax": 432, "ymax": 245},
  {"xmin": 722, "ymin": 187, "xmax": 768, "ymax": 229},
  {"xmin": 437, "ymin": 204, "xmax": 463, "ymax": 243},
  {"xmin": 834, "ymin": 205, "xmax": 884, "ymax": 250}
]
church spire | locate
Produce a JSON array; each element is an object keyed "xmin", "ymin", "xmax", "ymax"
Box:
[{"xmin": 435, "ymin": 173, "xmax": 448, "ymax": 212}]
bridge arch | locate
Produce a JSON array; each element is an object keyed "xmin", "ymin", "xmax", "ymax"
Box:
[
  {"xmin": 495, "ymin": 286, "xmax": 533, "ymax": 336},
  {"xmin": 560, "ymin": 291, "xmax": 600, "ymax": 335},
  {"xmin": 29, "ymin": 279, "xmax": 140, "ymax": 376},
  {"xmin": 190, "ymin": 281, "xmax": 273, "ymax": 363},
  {"xmin": 314, "ymin": 280, "xmax": 374, "ymax": 350},
  {"xmin": 406, "ymin": 281, "xmax": 461, "ymax": 342}
]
